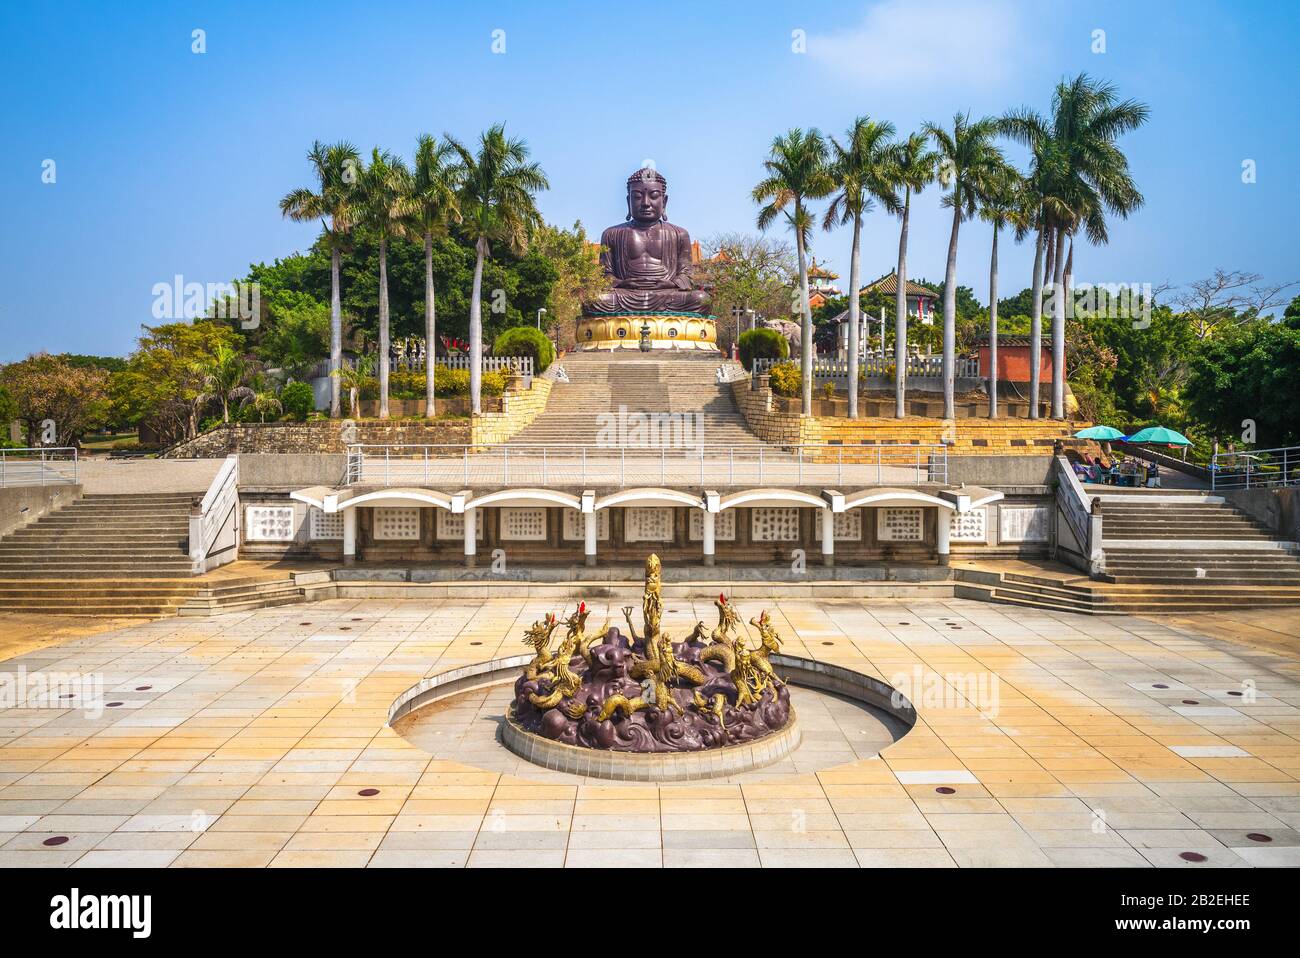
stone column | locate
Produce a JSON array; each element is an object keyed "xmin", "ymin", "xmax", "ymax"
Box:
[
  {"xmin": 584, "ymin": 511, "xmax": 597, "ymax": 567},
  {"xmin": 342, "ymin": 509, "xmax": 357, "ymax": 566},
  {"xmin": 936, "ymin": 507, "xmax": 951, "ymax": 567},
  {"xmin": 463, "ymin": 506, "xmax": 477, "ymax": 568},
  {"xmin": 702, "ymin": 510, "xmax": 716, "ymax": 567},
  {"xmin": 821, "ymin": 508, "xmax": 834, "ymax": 567}
]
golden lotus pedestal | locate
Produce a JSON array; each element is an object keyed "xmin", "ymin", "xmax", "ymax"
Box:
[{"xmin": 576, "ymin": 312, "xmax": 718, "ymax": 351}]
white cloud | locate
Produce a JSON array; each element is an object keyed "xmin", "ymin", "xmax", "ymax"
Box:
[{"xmin": 809, "ymin": 0, "xmax": 1027, "ymax": 92}]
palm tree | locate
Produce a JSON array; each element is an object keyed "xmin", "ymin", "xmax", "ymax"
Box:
[
  {"xmin": 241, "ymin": 390, "xmax": 283, "ymax": 423},
  {"xmin": 193, "ymin": 343, "xmax": 253, "ymax": 424},
  {"xmin": 753, "ymin": 128, "xmax": 834, "ymax": 416},
  {"xmin": 1004, "ymin": 75, "xmax": 1148, "ymax": 418},
  {"xmin": 977, "ymin": 169, "xmax": 1023, "ymax": 418},
  {"xmin": 824, "ymin": 118, "xmax": 899, "ymax": 419},
  {"xmin": 357, "ymin": 148, "xmax": 413, "ymax": 420},
  {"xmin": 332, "ymin": 355, "xmax": 375, "ymax": 417},
  {"xmin": 447, "ymin": 125, "xmax": 549, "ymax": 415},
  {"xmin": 887, "ymin": 132, "xmax": 939, "ymax": 418},
  {"xmin": 279, "ymin": 140, "xmax": 362, "ymax": 419},
  {"xmin": 408, "ymin": 135, "xmax": 462, "ymax": 418},
  {"xmin": 924, "ymin": 113, "xmax": 1006, "ymax": 420}
]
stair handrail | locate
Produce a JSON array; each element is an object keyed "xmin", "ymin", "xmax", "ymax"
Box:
[
  {"xmin": 189, "ymin": 454, "xmax": 240, "ymax": 573},
  {"xmin": 1054, "ymin": 454, "xmax": 1104, "ymax": 575}
]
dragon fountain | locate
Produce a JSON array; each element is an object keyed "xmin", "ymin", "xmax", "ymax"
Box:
[{"xmin": 510, "ymin": 554, "xmax": 793, "ymax": 753}]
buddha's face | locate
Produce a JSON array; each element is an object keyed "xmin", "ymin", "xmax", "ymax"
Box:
[{"xmin": 627, "ymin": 180, "xmax": 667, "ymax": 224}]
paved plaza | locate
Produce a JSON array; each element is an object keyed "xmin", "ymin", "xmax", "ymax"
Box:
[{"xmin": 1, "ymin": 598, "xmax": 1298, "ymax": 868}]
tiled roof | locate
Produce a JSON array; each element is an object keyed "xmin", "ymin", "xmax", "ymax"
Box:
[{"xmin": 861, "ymin": 273, "xmax": 937, "ymax": 298}]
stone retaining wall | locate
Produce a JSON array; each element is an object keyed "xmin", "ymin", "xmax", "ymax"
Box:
[
  {"xmin": 162, "ymin": 378, "xmax": 552, "ymax": 457},
  {"xmin": 730, "ymin": 378, "xmax": 1081, "ymax": 456}
]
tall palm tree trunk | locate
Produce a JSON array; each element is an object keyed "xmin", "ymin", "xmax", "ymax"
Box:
[
  {"xmin": 795, "ymin": 220, "xmax": 813, "ymax": 417},
  {"xmin": 329, "ymin": 246, "xmax": 342, "ymax": 418},
  {"xmin": 1050, "ymin": 228, "xmax": 1067, "ymax": 419},
  {"xmin": 941, "ymin": 204, "xmax": 961, "ymax": 420},
  {"xmin": 378, "ymin": 237, "xmax": 391, "ymax": 420},
  {"xmin": 469, "ymin": 236, "xmax": 487, "ymax": 415},
  {"xmin": 424, "ymin": 232, "xmax": 437, "ymax": 418},
  {"xmin": 847, "ymin": 215, "xmax": 862, "ymax": 418},
  {"xmin": 894, "ymin": 190, "xmax": 911, "ymax": 419},
  {"xmin": 1028, "ymin": 226, "xmax": 1045, "ymax": 420},
  {"xmin": 988, "ymin": 223, "xmax": 999, "ymax": 418}
]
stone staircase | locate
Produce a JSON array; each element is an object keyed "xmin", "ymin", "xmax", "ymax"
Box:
[
  {"xmin": 0, "ymin": 492, "xmax": 194, "ymax": 578},
  {"xmin": 509, "ymin": 352, "xmax": 759, "ymax": 447},
  {"xmin": 0, "ymin": 573, "xmax": 305, "ymax": 617},
  {"xmin": 955, "ymin": 566, "xmax": 1300, "ymax": 614},
  {"xmin": 0, "ymin": 493, "xmax": 309, "ymax": 616},
  {"xmin": 1097, "ymin": 489, "xmax": 1300, "ymax": 588},
  {"xmin": 954, "ymin": 487, "xmax": 1300, "ymax": 613}
]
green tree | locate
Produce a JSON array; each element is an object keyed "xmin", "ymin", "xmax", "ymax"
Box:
[
  {"xmin": 753, "ymin": 127, "xmax": 834, "ymax": 416},
  {"xmin": 1186, "ymin": 321, "xmax": 1300, "ymax": 448},
  {"xmin": 111, "ymin": 322, "xmax": 244, "ymax": 443},
  {"xmin": 698, "ymin": 233, "xmax": 795, "ymax": 351},
  {"xmin": 407, "ymin": 134, "xmax": 462, "ymax": 417},
  {"xmin": 240, "ymin": 390, "xmax": 282, "ymax": 423},
  {"xmin": 924, "ymin": 112, "xmax": 1006, "ymax": 419},
  {"xmin": 529, "ymin": 221, "xmax": 609, "ymax": 347},
  {"xmin": 977, "ymin": 168, "xmax": 1024, "ymax": 417},
  {"xmin": 447, "ymin": 125, "xmax": 550, "ymax": 414},
  {"xmin": 280, "ymin": 140, "xmax": 362, "ymax": 418},
  {"xmin": 332, "ymin": 355, "xmax": 375, "ymax": 418},
  {"xmin": 887, "ymin": 132, "xmax": 939, "ymax": 417},
  {"xmin": 824, "ymin": 117, "xmax": 899, "ymax": 418},
  {"xmin": 1005, "ymin": 75, "xmax": 1148, "ymax": 418},
  {"xmin": 357, "ymin": 148, "xmax": 413, "ymax": 419},
  {"xmin": 193, "ymin": 342, "xmax": 254, "ymax": 424},
  {"xmin": 254, "ymin": 292, "xmax": 330, "ymax": 377},
  {"xmin": 0, "ymin": 354, "xmax": 110, "ymax": 447}
]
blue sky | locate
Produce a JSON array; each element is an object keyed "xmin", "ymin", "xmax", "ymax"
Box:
[{"xmin": 2, "ymin": 0, "xmax": 1297, "ymax": 360}]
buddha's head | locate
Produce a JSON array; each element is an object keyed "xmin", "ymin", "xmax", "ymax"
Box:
[{"xmin": 626, "ymin": 168, "xmax": 668, "ymax": 224}]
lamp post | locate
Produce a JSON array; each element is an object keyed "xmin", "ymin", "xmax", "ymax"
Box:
[{"xmin": 536, "ymin": 307, "xmax": 546, "ymax": 330}]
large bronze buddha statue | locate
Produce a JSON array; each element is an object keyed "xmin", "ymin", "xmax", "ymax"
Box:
[{"xmin": 579, "ymin": 168, "xmax": 716, "ymax": 350}]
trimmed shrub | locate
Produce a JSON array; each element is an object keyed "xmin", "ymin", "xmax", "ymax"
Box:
[
  {"xmin": 280, "ymin": 381, "xmax": 315, "ymax": 421},
  {"xmin": 738, "ymin": 328, "xmax": 789, "ymax": 371},
  {"xmin": 427, "ymin": 366, "xmax": 507, "ymax": 398},
  {"xmin": 492, "ymin": 325, "xmax": 554, "ymax": 372},
  {"xmin": 433, "ymin": 366, "xmax": 470, "ymax": 396},
  {"xmin": 768, "ymin": 361, "xmax": 801, "ymax": 398}
]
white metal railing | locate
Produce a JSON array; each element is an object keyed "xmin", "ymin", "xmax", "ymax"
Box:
[
  {"xmin": 0, "ymin": 447, "xmax": 78, "ymax": 487},
  {"xmin": 1211, "ymin": 445, "xmax": 1299, "ymax": 490},
  {"xmin": 345, "ymin": 443, "xmax": 948, "ymax": 487},
  {"xmin": 753, "ymin": 355, "xmax": 981, "ymax": 381},
  {"xmin": 189, "ymin": 454, "xmax": 239, "ymax": 572}
]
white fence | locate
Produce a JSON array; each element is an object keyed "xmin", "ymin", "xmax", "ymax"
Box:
[{"xmin": 753, "ymin": 355, "xmax": 981, "ymax": 382}]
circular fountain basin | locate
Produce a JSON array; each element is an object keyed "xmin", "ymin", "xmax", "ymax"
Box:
[{"xmin": 388, "ymin": 654, "xmax": 914, "ymax": 782}]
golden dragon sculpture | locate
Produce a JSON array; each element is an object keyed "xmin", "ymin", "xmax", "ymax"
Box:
[{"xmin": 521, "ymin": 613, "xmax": 562, "ymax": 681}]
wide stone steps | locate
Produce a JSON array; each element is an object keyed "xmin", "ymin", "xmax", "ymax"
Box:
[
  {"xmin": 512, "ymin": 352, "xmax": 760, "ymax": 447},
  {"xmin": 0, "ymin": 491, "xmax": 195, "ymax": 580},
  {"xmin": 0, "ymin": 571, "xmax": 302, "ymax": 616},
  {"xmin": 177, "ymin": 579, "xmax": 306, "ymax": 615},
  {"xmin": 956, "ymin": 568, "xmax": 1300, "ymax": 613}
]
